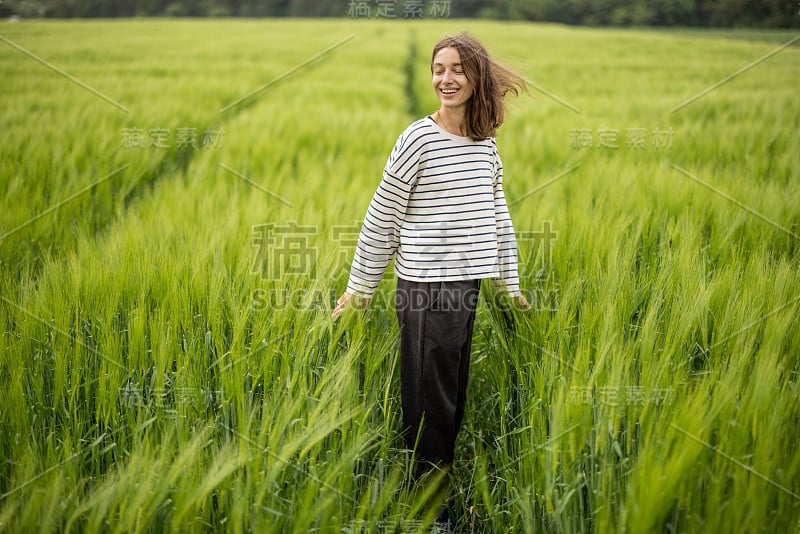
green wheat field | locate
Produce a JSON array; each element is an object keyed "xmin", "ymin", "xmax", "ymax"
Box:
[{"xmin": 1, "ymin": 18, "xmax": 799, "ymax": 533}]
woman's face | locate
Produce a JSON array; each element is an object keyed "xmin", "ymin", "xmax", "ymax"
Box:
[{"xmin": 432, "ymin": 46, "xmax": 474, "ymax": 109}]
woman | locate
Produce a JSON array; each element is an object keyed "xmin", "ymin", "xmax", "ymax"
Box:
[{"xmin": 333, "ymin": 31, "xmax": 530, "ymax": 524}]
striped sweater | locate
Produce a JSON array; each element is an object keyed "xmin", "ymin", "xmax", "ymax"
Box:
[{"xmin": 345, "ymin": 116, "xmax": 521, "ymax": 298}]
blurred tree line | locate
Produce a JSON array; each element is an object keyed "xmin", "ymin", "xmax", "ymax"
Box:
[{"xmin": 2, "ymin": 0, "xmax": 798, "ymax": 27}]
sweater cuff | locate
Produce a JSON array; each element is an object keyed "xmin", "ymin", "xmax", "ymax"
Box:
[{"xmin": 345, "ymin": 281, "xmax": 375, "ymax": 300}]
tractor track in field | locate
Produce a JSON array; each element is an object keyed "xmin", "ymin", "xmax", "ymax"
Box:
[
  {"xmin": 118, "ymin": 35, "xmax": 357, "ymax": 217},
  {"xmin": 404, "ymin": 31, "xmax": 423, "ymax": 119}
]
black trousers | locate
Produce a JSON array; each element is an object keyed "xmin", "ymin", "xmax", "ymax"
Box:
[{"xmin": 395, "ymin": 277, "xmax": 481, "ymax": 469}]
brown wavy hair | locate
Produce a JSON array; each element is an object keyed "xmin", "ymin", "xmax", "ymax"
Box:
[{"xmin": 431, "ymin": 32, "xmax": 529, "ymax": 140}]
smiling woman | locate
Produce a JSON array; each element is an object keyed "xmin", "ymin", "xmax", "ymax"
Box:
[{"xmin": 332, "ymin": 31, "xmax": 531, "ymax": 529}]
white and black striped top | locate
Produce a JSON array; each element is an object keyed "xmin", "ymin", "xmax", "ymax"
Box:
[{"xmin": 346, "ymin": 116, "xmax": 521, "ymax": 298}]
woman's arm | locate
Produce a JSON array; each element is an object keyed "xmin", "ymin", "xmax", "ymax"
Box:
[
  {"xmin": 333, "ymin": 127, "xmax": 424, "ymax": 316},
  {"xmin": 493, "ymin": 143, "xmax": 530, "ymax": 310}
]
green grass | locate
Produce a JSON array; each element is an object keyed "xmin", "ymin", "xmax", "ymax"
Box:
[{"xmin": 1, "ymin": 19, "xmax": 799, "ymax": 532}]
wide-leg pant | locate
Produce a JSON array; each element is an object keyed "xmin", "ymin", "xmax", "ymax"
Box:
[{"xmin": 395, "ymin": 277, "xmax": 481, "ymax": 468}]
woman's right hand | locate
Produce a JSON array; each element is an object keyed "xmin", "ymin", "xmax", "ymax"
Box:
[{"xmin": 332, "ymin": 291, "xmax": 369, "ymax": 318}]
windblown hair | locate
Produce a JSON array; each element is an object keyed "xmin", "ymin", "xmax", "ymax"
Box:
[{"xmin": 431, "ymin": 32, "xmax": 529, "ymax": 140}]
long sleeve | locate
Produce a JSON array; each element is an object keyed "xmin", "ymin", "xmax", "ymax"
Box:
[
  {"xmin": 345, "ymin": 130, "xmax": 422, "ymax": 298},
  {"xmin": 492, "ymin": 146, "xmax": 522, "ymax": 297}
]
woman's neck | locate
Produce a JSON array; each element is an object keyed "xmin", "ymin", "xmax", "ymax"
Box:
[{"xmin": 434, "ymin": 106, "xmax": 468, "ymax": 137}]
